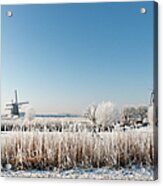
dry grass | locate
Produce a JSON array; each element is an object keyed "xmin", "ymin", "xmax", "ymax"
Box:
[{"xmin": 1, "ymin": 130, "xmax": 154, "ymax": 171}]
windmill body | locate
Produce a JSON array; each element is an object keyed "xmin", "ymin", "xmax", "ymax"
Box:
[{"xmin": 5, "ymin": 90, "xmax": 29, "ymax": 117}]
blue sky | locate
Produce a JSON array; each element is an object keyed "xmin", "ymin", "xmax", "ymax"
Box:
[{"xmin": 1, "ymin": 2, "xmax": 154, "ymax": 114}]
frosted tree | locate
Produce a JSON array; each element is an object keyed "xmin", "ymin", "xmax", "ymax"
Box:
[
  {"xmin": 84, "ymin": 104, "xmax": 97, "ymax": 125},
  {"xmin": 121, "ymin": 106, "xmax": 137, "ymax": 125},
  {"xmin": 85, "ymin": 101, "xmax": 118, "ymax": 131},
  {"xmin": 95, "ymin": 101, "xmax": 118, "ymax": 130},
  {"xmin": 136, "ymin": 106, "xmax": 148, "ymax": 122}
]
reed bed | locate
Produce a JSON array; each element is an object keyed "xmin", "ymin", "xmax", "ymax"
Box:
[{"xmin": 1, "ymin": 130, "xmax": 154, "ymax": 171}]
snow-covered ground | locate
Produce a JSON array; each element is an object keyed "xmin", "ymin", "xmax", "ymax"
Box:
[{"xmin": 1, "ymin": 166, "xmax": 154, "ymax": 180}]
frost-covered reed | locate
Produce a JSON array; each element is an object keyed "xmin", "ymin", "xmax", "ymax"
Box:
[
  {"xmin": 1, "ymin": 129, "xmax": 154, "ymax": 171},
  {"xmin": 1, "ymin": 118, "xmax": 92, "ymax": 132}
]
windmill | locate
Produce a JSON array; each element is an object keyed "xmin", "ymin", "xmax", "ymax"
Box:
[{"xmin": 5, "ymin": 90, "xmax": 29, "ymax": 117}]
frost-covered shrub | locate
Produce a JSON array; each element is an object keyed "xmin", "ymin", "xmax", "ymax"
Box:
[
  {"xmin": 22, "ymin": 106, "xmax": 36, "ymax": 128},
  {"xmin": 24, "ymin": 106, "xmax": 35, "ymax": 121}
]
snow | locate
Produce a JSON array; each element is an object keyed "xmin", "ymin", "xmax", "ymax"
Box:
[{"xmin": 1, "ymin": 167, "xmax": 154, "ymax": 180}]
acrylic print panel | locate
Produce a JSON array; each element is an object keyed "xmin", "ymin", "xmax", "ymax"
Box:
[{"xmin": 1, "ymin": 2, "xmax": 158, "ymax": 180}]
